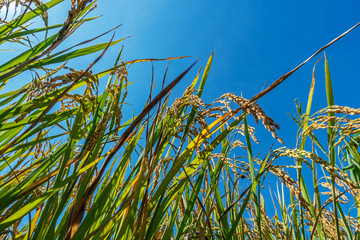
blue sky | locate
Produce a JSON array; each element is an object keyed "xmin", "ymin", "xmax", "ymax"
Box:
[
  {"xmin": 85, "ymin": 1, "xmax": 360, "ymax": 151},
  {"xmin": 2, "ymin": 0, "xmax": 359, "ymax": 151}
]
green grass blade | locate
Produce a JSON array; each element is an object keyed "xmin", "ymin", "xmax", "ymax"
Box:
[
  {"xmin": 0, "ymin": 0, "xmax": 64, "ymax": 37},
  {"xmin": 324, "ymin": 52, "xmax": 341, "ymax": 239},
  {"xmin": 27, "ymin": 38, "xmax": 126, "ymax": 69},
  {"xmin": 244, "ymin": 116, "xmax": 261, "ymax": 239}
]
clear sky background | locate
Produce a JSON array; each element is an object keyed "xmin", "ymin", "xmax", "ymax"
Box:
[
  {"xmin": 2, "ymin": 1, "xmax": 360, "ymax": 151},
  {"xmin": 90, "ymin": 1, "xmax": 360, "ymax": 152}
]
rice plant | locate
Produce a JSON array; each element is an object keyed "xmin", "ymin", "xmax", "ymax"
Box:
[{"xmin": 0, "ymin": 1, "xmax": 359, "ymax": 239}]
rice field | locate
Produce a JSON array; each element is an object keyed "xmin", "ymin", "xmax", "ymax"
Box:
[{"xmin": 0, "ymin": 1, "xmax": 360, "ymax": 239}]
